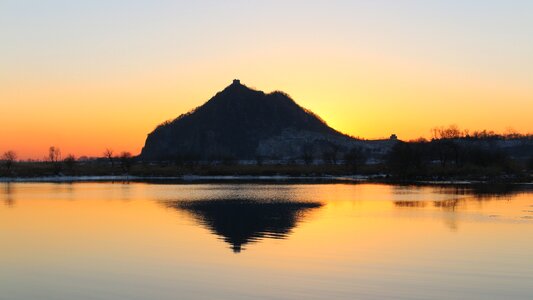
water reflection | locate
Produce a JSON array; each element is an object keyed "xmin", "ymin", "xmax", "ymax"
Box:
[
  {"xmin": 168, "ymin": 199, "xmax": 322, "ymax": 253},
  {"xmin": 394, "ymin": 183, "xmax": 527, "ymax": 195},
  {"xmin": 1, "ymin": 183, "xmax": 533, "ymax": 299},
  {"xmin": 2, "ymin": 183, "xmax": 15, "ymax": 207},
  {"xmin": 392, "ymin": 184, "xmax": 533, "ymax": 232},
  {"xmin": 393, "ymin": 201, "xmax": 427, "ymax": 208},
  {"xmin": 433, "ymin": 199, "xmax": 459, "ymax": 210},
  {"xmin": 454, "ymin": 184, "xmax": 526, "ymax": 198},
  {"xmin": 393, "ymin": 184, "xmax": 530, "ymax": 211}
]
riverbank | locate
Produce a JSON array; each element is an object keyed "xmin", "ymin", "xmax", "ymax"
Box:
[
  {"xmin": 1, "ymin": 174, "xmax": 531, "ymax": 185},
  {"xmin": 0, "ymin": 175, "xmax": 366, "ymax": 183},
  {"xmin": 0, "ymin": 161, "xmax": 531, "ymax": 183}
]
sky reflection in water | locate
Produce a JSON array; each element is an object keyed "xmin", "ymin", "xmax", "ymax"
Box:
[{"xmin": 0, "ymin": 182, "xmax": 532, "ymax": 300}]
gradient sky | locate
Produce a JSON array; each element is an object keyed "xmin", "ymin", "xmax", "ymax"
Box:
[{"xmin": 1, "ymin": 1, "xmax": 532, "ymax": 159}]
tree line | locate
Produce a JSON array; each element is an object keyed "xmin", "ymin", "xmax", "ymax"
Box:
[
  {"xmin": 387, "ymin": 125, "xmax": 533, "ymax": 178},
  {"xmin": 0, "ymin": 147, "xmax": 134, "ymax": 176},
  {"xmin": 429, "ymin": 125, "xmax": 532, "ymax": 140},
  {"xmin": 1, "ymin": 126, "xmax": 532, "ymax": 178}
]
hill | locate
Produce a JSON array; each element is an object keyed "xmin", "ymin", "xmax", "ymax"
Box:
[{"xmin": 140, "ymin": 80, "xmax": 392, "ymax": 162}]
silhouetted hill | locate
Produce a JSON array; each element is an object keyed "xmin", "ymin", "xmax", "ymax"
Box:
[{"xmin": 141, "ymin": 80, "xmax": 387, "ymax": 161}]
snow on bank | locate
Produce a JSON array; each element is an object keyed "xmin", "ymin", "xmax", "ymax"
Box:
[
  {"xmin": 0, "ymin": 175, "xmax": 370, "ymax": 183},
  {"xmin": 0, "ymin": 176, "xmax": 138, "ymax": 183}
]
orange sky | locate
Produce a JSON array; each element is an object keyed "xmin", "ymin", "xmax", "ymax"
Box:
[{"xmin": 1, "ymin": 1, "xmax": 532, "ymax": 159}]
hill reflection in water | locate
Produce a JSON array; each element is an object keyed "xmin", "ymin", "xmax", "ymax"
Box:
[{"xmin": 169, "ymin": 199, "xmax": 322, "ymax": 253}]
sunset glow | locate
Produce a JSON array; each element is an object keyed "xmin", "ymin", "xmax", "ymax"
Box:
[{"xmin": 1, "ymin": 1, "xmax": 532, "ymax": 159}]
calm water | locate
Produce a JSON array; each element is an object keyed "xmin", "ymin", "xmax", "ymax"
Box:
[{"xmin": 1, "ymin": 182, "xmax": 532, "ymax": 300}]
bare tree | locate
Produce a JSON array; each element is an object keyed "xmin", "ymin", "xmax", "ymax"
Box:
[
  {"xmin": 48, "ymin": 146, "xmax": 62, "ymax": 174},
  {"xmin": 48, "ymin": 146, "xmax": 62, "ymax": 163},
  {"xmin": 431, "ymin": 125, "xmax": 462, "ymax": 140},
  {"xmin": 2, "ymin": 151, "xmax": 17, "ymax": 174},
  {"xmin": 104, "ymin": 148, "xmax": 114, "ymax": 167}
]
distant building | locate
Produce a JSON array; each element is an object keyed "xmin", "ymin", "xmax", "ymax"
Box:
[
  {"xmin": 233, "ymin": 79, "xmax": 240, "ymax": 85},
  {"xmin": 390, "ymin": 134, "xmax": 398, "ymax": 140}
]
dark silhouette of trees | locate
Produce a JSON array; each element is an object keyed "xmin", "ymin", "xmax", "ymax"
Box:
[
  {"xmin": 431, "ymin": 125, "xmax": 532, "ymax": 141},
  {"xmin": 386, "ymin": 136, "xmax": 514, "ymax": 178},
  {"xmin": 48, "ymin": 146, "xmax": 62, "ymax": 174},
  {"xmin": 463, "ymin": 146, "xmax": 508, "ymax": 168},
  {"xmin": 1, "ymin": 151, "xmax": 17, "ymax": 174},
  {"xmin": 63, "ymin": 154, "xmax": 76, "ymax": 173},
  {"xmin": 431, "ymin": 125, "xmax": 462, "ymax": 139},
  {"xmin": 387, "ymin": 142, "xmax": 429, "ymax": 177},
  {"xmin": 432, "ymin": 140, "xmax": 460, "ymax": 167},
  {"xmin": 48, "ymin": 146, "xmax": 61, "ymax": 162},
  {"xmin": 119, "ymin": 151, "xmax": 133, "ymax": 173},
  {"xmin": 104, "ymin": 148, "xmax": 114, "ymax": 167},
  {"xmin": 344, "ymin": 147, "xmax": 367, "ymax": 172}
]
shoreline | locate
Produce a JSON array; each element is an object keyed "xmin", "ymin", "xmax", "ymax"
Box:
[
  {"xmin": 1, "ymin": 174, "xmax": 531, "ymax": 185},
  {"xmin": 0, "ymin": 175, "xmax": 368, "ymax": 183}
]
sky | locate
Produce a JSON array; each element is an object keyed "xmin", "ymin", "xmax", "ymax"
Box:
[{"xmin": 1, "ymin": 0, "xmax": 532, "ymax": 159}]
